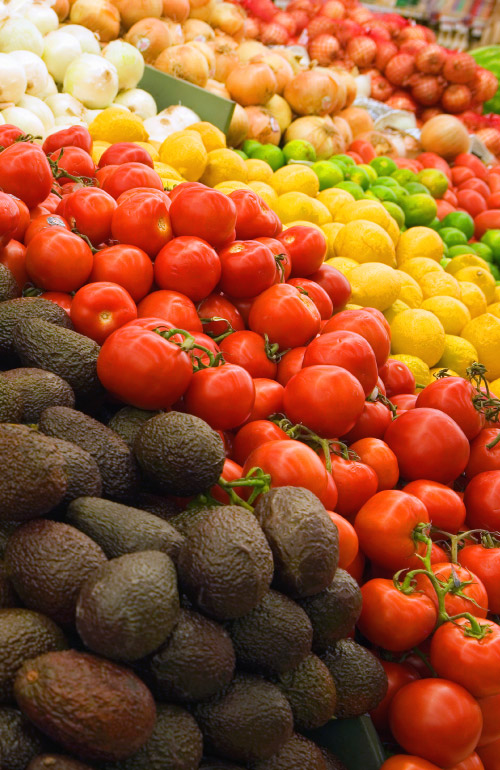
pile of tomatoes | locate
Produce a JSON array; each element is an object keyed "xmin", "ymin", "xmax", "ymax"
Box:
[{"xmin": 1, "ymin": 122, "xmax": 500, "ymax": 770}]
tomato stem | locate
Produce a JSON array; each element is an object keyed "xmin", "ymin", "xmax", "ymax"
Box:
[
  {"xmin": 264, "ymin": 334, "xmax": 289, "ymax": 363},
  {"xmin": 467, "ymin": 361, "xmax": 500, "ymax": 425},
  {"xmin": 47, "ymin": 150, "xmax": 95, "ymax": 187},
  {"xmin": 217, "ymin": 466, "xmax": 271, "ymax": 510},
  {"xmin": 154, "ymin": 327, "xmax": 225, "ymax": 371},
  {"xmin": 199, "ymin": 317, "xmax": 235, "ymax": 343}
]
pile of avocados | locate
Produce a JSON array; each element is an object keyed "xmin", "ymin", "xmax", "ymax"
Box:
[{"xmin": 0, "ymin": 293, "xmax": 388, "ymax": 770}]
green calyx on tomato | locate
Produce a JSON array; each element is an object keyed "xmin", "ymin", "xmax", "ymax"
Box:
[{"xmin": 154, "ymin": 326, "xmax": 224, "ymax": 372}]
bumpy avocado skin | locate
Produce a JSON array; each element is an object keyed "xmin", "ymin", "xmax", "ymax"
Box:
[
  {"xmin": 3, "ymin": 368, "xmax": 75, "ymax": 422},
  {"xmin": 0, "ymin": 376, "xmax": 23, "ymax": 422},
  {"xmin": 298, "ymin": 569, "xmax": 363, "ymax": 653},
  {"xmin": 250, "ymin": 734, "xmax": 329, "ymax": 770},
  {"xmin": 47, "ymin": 438, "xmax": 102, "ymax": 504},
  {"xmin": 0, "ymin": 297, "xmax": 72, "ymax": 354},
  {"xmin": 108, "ymin": 407, "xmax": 160, "ymax": 449},
  {"xmin": 0, "ymin": 264, "xmax": 20, "ymax": 302},
  {"xmin": 0, "ymin": 707, "xmax": 48, "ymax": 770},
  {"xmin": 321, "ymin": 639, "xmax": 389, "ymax": 719},
  {"xmin": 275, "ymin": 653, "xmax": 336, "ymax": 731}
]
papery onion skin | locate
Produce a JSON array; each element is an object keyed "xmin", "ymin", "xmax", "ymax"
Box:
[
  {"xmin": 284, "ymin": 69, "xmax": 339, "ymax": 116},
  {"xmin": 69, "ymin": 0, "xmax": 120, "ymax": 42},
  {"xmin": 285, "ymin": 116, "xmax": 346, "ymax": 159},
  {"xmin": 244, "ymin": 105, "xmax": 281, "ymax": 145},
  {"xmin": 226, "ymin": 61, "xmax": 278, "ymax": 107},
  {"xmin": 155, "ymin": 44, "xmax": 210, "ymax": 88},
  {"xmin": 420, "ymin": 114, "xmax": 470, "ymax": 160}
]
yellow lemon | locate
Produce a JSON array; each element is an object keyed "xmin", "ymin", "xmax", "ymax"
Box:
[
  {"xmin": 399, "ymin": 258, "xmax": 443, "ymax": 283},
  {"xmin": 420, "ymin": 296, "xmax": 471, "ymax": 336},
  {"xmin": 454, "ymin": 266, "xmax": 496, "ymax": 305},
  {"xmin": 446, "ymin": 254, "xmax": 489, "ymax": 275},
  {"xmin": 275, "ymin": 192, "xmax": 314, "ymax": 224},
  {"xmin": 349, "ymin": 262, "xmax": 400, "ymax": 311},
  {"xmin": 418, "ymin": 271, "xmax": 461, "ymax": 300},
  {"xmin": 430, "ymin": 367, "xmax": 460, "ymax": 378},
  {"xmin": 345, "ymin": 303, "xmax": 364, "ymax": 310},
  {"xmin": 334, "ymin": 199, "xmax": 392, "ymax": 230},
  {"xmin": 89, "ymin": 108, "xmax": 148, "ymax": 143},
  {"xmin": 200, "ymin": 148, "xmax": 248, "ymax": 187},
  {"xmin": 495, "ymin": 286, "xmax": 500, "ymax": 302},
  {"xmin": 384, "ymin": 299, "xmax": 410, "ymax": 325},
  {"xmin": 459, "ymin": 281, "xmax": 488, "ymax": 319},
  {"xmin": 188, "ymin": 121, "xmax": 226, "ymax": 152},
  {"xmin": 245, "ymin": 158, "xmax": 274, "ymax": 183},
  {"xmin": 159, "ymin": 130, "xmax": 208, "ymax": 182},
  {"xmin": 153, "ymin": 162, "xmax": 183, "ymax": 181},
  {"xmin": 283, "ymin": 220, "xmax": 324, "ymax": 233},
  {"xmin": 487, "ymin": 301, "xmax": 500, "ymax": 319},
  {"xmin": 390, "ymin": 309, "xmax": 445, "ymax": 367},
  {"xmin": 394, "ymin": 271, "xmax": 423, "ymax": 309},
  {"xmin": 317, "ymin": 188, "xmax": 355, "ymax": 218},
  {"xmin": 214, "ymin": 181, "xmax": 251, "ymax": 195},
  {"xmin": 271, "ymin": 165, "xmax": 319, "ymax": 198},
  {"xmin": 386, "ymin": 217, "xmax": 400, "ymax": 247},
  {"xmin": 322, "ymin": 223, "xmax": 345, "ymax": 259},
  {"xmin": 334, "ymin": 220, "xmax": 396, "ymax": 268},
  {"xmin": 390, "ymin": 353, "xmax": 432, "ymax": 390},
  {"xmin": 461, "ymin": 313, "xmax": 500, "ymax": 380},
  {"xmin": 437, "ymin": 335, "xmax": 479, "ymax": 379},
  {"xmin": 308, "ymin": 198, "xmax": 332, "ymax": 226},
  {"xmin": 90, "ymin": 142, "xmax": 110, "ymax": 164},
  {"xmin": 247, "ymin": 181, "xmax": 277, "ymax": 207},
  {"xmin": 134, "ymin": 141, "xmax": 159, "ymax": 161},
  {"xmin": 325, "ymin": 256, "xmax": 358, "ymax": 276},
  {"xmin": 488, "ymin": 377, "xmax": 500, "ymax": 397},
  {"xmin": 396, "ymin": 226, "xmax": 444, "ymax": 265}
]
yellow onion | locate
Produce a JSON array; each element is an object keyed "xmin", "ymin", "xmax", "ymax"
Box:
[
  {"xmin": 189, "ymin": 40, "xmax": 216, "ymax": 78},
  {"xmin": 162, "ymin": 0, "xmax": 190, "ymax": 21},
  {"xmin": 155, "ymin": 43, "xmax": 209, "ymax": 87},
  {"xmin": 284, "ymin": 69, "xmax": 339, "ymax": 116},
  {"xmin": 265, "ymin": 94, "xmax": 292, "ymax": 134},
  {"xmin": 205, "ymin": 78, "xmax": 230, "ymax": 98},
  {"xmin": 322, "ymin": 68, "xmax": 346, "ymax": 112},
  {"xmin": 190, "ymin": 0, "xmax": 212, "ymax": 8},
  {"xmin": 275, "ymin": 47, "xmax": 305, "ymax": 75},
  {"xmin": 285, "ymin": 116, "xmax": 345, "ymax": 158},
  {"xmin": 52, "ymin": 0, "xmax": 71, "ymax": 21},
  {"xmin": 163, "ymin": 19, "xmax": 184, "ymax": 46},
  {"xmin": 227, "ymin": 102, "xmax": 249, "ymax": 147},
  {"xmin": 338, "ymin": 105, "xmax": 373, "ymax": 138},
  {"xmin": 69, "ymin": 0, "xmax": 120, "ymax": 41},
  {"xmin": 209, "ymin": 2, "xmax": 245, "ymax": 36},
  {"xmin": 112, "ymin": 0, "xmax": 163, "ymax": 28},
  {"xmin": 255, "ymin": 52, "xmax": 294, "ymax": 95},
  {"xmin": 356, "ymin": 130, "xmax": 399, "ymax": 157},
  {"xmin": 226, "ymin": 61, "xmax": 277, "ymax": 107},
  {"xmin": 331, "ymin": 115, "xmax": 353, "ymax": 147},
  {"xmin": 237, "ymin": 40, "xmax": 268, "ymax": 62},
  {"xmin": 476, "ymin": 127, "xmax": 500, "ymax": 157},
  {"xmin": 245, "ymin": 106, "xmax": 281, "ymax": 145},
  {"xmin": 182, "ymin": 18, "xmax": 214, "ymax": 41},
  {"xmin": 333, "ymin": 68, "xmax": 357, "ymax": 109},
  {"xmin": 187, "ymin": 0, "xmax": 216, "ymax": 21},
  {"xmin": 210, "ymin": 41, "xmax": 239, "ymax": 83},
  {"xmin": 420, "ymin": 114, "xmax": 470, "ymax": 160},
  {"xmin": 125, "ymin": 18, "xmax": 171, "ymax": 63}
]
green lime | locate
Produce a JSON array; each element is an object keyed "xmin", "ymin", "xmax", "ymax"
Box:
[
  {"xmin": 282, "ymin": 139, "xmax": 316, "ymax": 164},
  {"xmin": 394, "ymin": 188, "xmax": 410, "ymax": 206},
  {"xmin": 400, "ymin": 194, "xmax": 438, "ymax": 227},
  {"xmin": 471, "ymin": 242, "xmax": 494, "ymax": 262},
  {"xmin": 242, "ymin": 139, "xmax": 260, "ymax": 156},
  {"xmin": 233, "ymin": 149, "xmax": 248, "ymax": 160},
  {"xmin": 250, "ymin": 143, "xmax": 285, "ymax": 171},
  {"xmin": 370, "ymin": 185, "xmax": 399, "ymax": 204},
  {"xmin": 334, "ymin": 180, "xmax": 365, "ymax": 200},
  {"xmin": 372, "ymin": 176, "xmax": 401, "ymax": 190},
  {"xmin": 428, "ymin": 217, "xmax": 441, "ymax": 231},
  {"xmin": 439, "ymin": 227, "xmax": 468, "ymax": 248},
  {"xmin": 370, "ymin": 156, "xmax": 397, "ymax": 176},
  {"xmin": 363, "ymin": 190, "xmax": 377, "ymax": 200},
  {"xmin": 358, "ymin": 164, "xmax": 378, "ymax": 184},
  {"xmin": 443, "ymin": 242, "xmax": 449, "ymax": 257},
  {"xmin": 405, "ymin": 182, "xmax": 431, "ymax": 195},
  {"xmin": 311, "ymin": 160, "xmax": 344, "ymax": 191},
  {"xmin": 490, "ymin": 263, "xmax": 500, "ymax": 280},
  {"xmin": 331, "ymin": 154, "xmax": 356, "ymax": 167},
  {"xmin": 417, "ymin": 168, "xmax": 449, "ymax": 198},
  {"xmin": 440, "ymin": 211, "xmax": 474, "ymax": 240},
  {"xmin": 382, "ymin": 201, "xmax": 405, "ymax": 228},
  {"xmin": 391, "ymin": 168, "xmax": 418, "ymax": 186},
  {"xmin": 481, "ymin": 229, "xmax": 500, "ymax": 261},
  {"xmin": 345, "ymin": 165, "xmax": 370, "ymax": 190},
  {"xmin": 448, "ymin": 245, "xmax": 476, "ymax": 257}
]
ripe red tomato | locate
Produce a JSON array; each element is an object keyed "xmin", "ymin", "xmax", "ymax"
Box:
[
  {"xmin": 403, "ymin": 479, "xmax": 466, "ymax": 533},
  {"xmin": 380, "ymin": 757, "xmax": 442, "ymax": 770},
  {"xmin": 98, "ymin": 142, "xmax": 154, "ymax": 168},
  {"xmin": 0, "ymin": 124, "xmax": 26, "ymax": 148},
  {"xmin": 379, "ymin": 358, "xmax": 416, "ymax": 397},
  {"xmin": 71, "ymin": 281, "xmax": 137, "ymax": 344},
  {"xmin": 384, "ymin": 408, "xmax": 470, "ymax": 484},
  {"xmin": 416, "ymin": 377, "xmax": 485, "ymax": 440},
  {"xmin": 169, "ymin": 186, "xmax": 237, "ymax": 248},
  {"xmin": 455, "ymin": 154, "xmax": 487, "ymax": 180},
  {"xmin": 218, "ymin": 240, "xmax": 277, "ymax": 298},
  {"xmin": 219, "ymin": 330, "xmax": 277, "ymax": 379},
  {"xmin": 464, "ymin": 470, "xmax": 500, "ymax": 530},
  {"xmin": 111, "ymin": 191, "xmax": 172, "ymax": 257},
  {"xmin": 102, "ymin": 162, "xmax": 163, "ymax": 199},
  {"xmin": 457, "ymin": 189, "xmax": 487, "ymax": 218},
  {"xmin": 229, "ymin": 188, "xmax": 281, "ymax": 239},
  {"xmin": 232, "ymin": 420, "xmax": 289, "ymax": 466},
  {"xmin": 459, "ymin": 544, "xmax": 500, "ymax": 614},
  {"xmin": 57, "ymin": 187, "xmax": 117, "ymax": 246},
  {"xmin": 477, "ymin": 736, "xmax": 500, "ymax": 770},
  {"xmin": 475, "ymin": 210, "xmax": 500, "ymax": 239},
  {"xmin": 307, "ymin": 264, "xmax": 351, "ymax": 312},
  {"xmin": 355, "ymin": 490, "xmax": 430, "ymax": 571},
  {"xmin": 303, "ymin": 330, "xmax": 378, "ymax": 396},
  {"xmin": 197, "ymin": 293, "xmax": 245, "ymax": 337},
  {"xmin": 276, "ymin": 346, "xmax": 306, "ymax": 386},
  {"xmin": 322, "ymin": 309, "xmax": 390, "ymax": 367},
  {"xmin": 24, "ymin": 214, "xmax": 69, "ymax": 246},
  {"xmin": 242, "ymin": 439, "xmax": 328, "ymax": 499},
  {"xmin": 418, "ymin": 152, "xmax": 452, "ymax": 180},
  {"xmin": 9, "ymin": 197, "xmax": 30, "ymax": 242},
  {"xmin": 42, "ymin": 125, "xmax": 92, "ymax": 155},
  {"xmin": 459, "ymin": 178, "xmax": 490, "ymax": 199},
  {"xmin": 326, "ymin": 511, "xmax": 358, "ymax": 569},
  {"xmin": 138, "ymin": 290, "xmax": 202, "ymax": 332},
  {"xmin": 392, "ymin": 393, "xmax": 418, "ymax": 413},
  {"xmin": 245, "ymin": 378, "xmax": 284, "ymax": 422},
  {"xmin": 450, "ymin": 753, "xmax": 486, "ymax": 770},
  {"xmin": 342, "ymin": 401, "xmax": 393, "ymax": 444},
  {"xmin": 466, "ymin": 429, "xmax": 500, "ymax": 478},
  {"xmin": 452, "ymin": 166, "xmax": 475, "ymax": 186},
  {"xmin": 286, "ymin": 277, "xmax": 333, "ymax": 319},
  {"xmin": 277, "ymin": 225, "xmax": 326, "ymax": 277},
  {"xmin": 40, "ymin": 291, "xmax": 72, "ymax": 314},
  {"xmin": 431, "ymin": 617, "xmax": 500, "ymax": 698},
  {"xmin": 0, "ymin": 239, "xmax": 27, "ymax": 289},
  {"xmin": 90, "ymin": 244, "xmax": 153, "ymax": 302},
  {"xmin": 97, "ymin": 324, "xmax": 193, "ymax": 409},
  {"xmin": 284, "ymin": 365, "xmax": 365, "ymax": 438},
  {"xmin": 154, "ymin": 236, "xmax": 221, "ymax": 301},
  {"xmin": 487, "ymin": 192, "xmax": 500, "ymax": 208},
  {"xmin": 25, "ymin": 229, "xmax": 93, "ymax": 292},
  {"xmin": 211, "ymin": 458, "xmax": 246, "ymax": 504},
  {"xmin": 256, "ymin": 236, "xmax": 291, "ymax": 282},
  {"xmin": 249, "ymin": 284, "xmax": 321, "ymax": 349},
  {"xmin": 478, "ymin": 693, "xmax": 500, "ymax": 747},
  {"xmin": 0, "ymin": 143, "xmax": 53, "ymax": 210},
  {"xmin": 184, "ymin": 363, "xmax": 255, "ymax": 430},
  {"xmin": 390, "ymin": 678, "xmax": 483, "ymax": 767},
  {"xmin": 49, "ymin": 147, "xmax": 95, "ymax": 185},
  {"xmin": 370, "ymin": 661, "xmax": 420, "ymax": 736},
  {"xmin": 326, "ymin": 452, "xmax": 379, "ymax": 520},
  {"xmin": 415, "ymin": 563, "xmax": 488, "ymax": 619},
  {"xmin": 0, "ymin": 193, "xmax": 20, "ymax": 248},
  {"xmin": 349, "ymin": 437, "xmax": 399, "ymax": 491},
  {"xmin": 359, "ymin": 578, "xmax": 437, "ymax": 652}
]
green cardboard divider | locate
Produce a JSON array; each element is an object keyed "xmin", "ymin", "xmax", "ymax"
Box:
[
  {"xmin": 307, "ymin": 715, "xmax": 385, "ymax": 770},
  {"xmin": 138, "ymin": 64, "xmax": 236, "ymax": 135}
]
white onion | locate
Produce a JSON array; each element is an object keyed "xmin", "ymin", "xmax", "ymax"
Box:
[
  {"xmin": 62, "ymin": 24, "xmax": 100, "ymax": 55},
  {"xmin": 84, "ymin": 108, "xmax": 103, "ymax": 124},
  {"xmin": 17, "ymin": 95, "xmax": 56, "ymax": 133},
  {"xmin": 45, "ymin": 92, "xmax": 86, "ymax": 120},
  {"xmin": 0, "ymin": 18, "xmax": 44, "ymax": 57},
  {"xmin": 0, "ymin": 53, "xmax": 27, "ymax": 105},
  {"xmin": 37, "ymin": 74, "xmax": 58, "ymax": 99},
  {"xmin": 63, "ymin": 53, "xmax": 119, "ymax": 109},
  {"xmin": 53, "ymin": 116, "xmax": 87, "ymax": 127},
  {"xmin": 1, "ymin": 106, "xmax": 45, "ymax": 138},
  {"xmin": 9, "ymin": 51, "xmax": 49, "ymax": 97},
  {"xmin": 143, "ymin": 105, "xmax": 199, "ymax": 142},
  {"xmin": 114, "ymin": 87, "xmax": 157, "ymax": 119},
  {"xmin": 355, "ymin": 74, "xmax": 371, "ymax": 99},
  {"xmin": 24, "ymin": 4, "xmax": 59, "ymax": 35},
  {"xmin": 0, "ymin": 113, "xmax": 5, "ymax": 125},
  {"xmin": 103, "ymin": 40, "xmax": 144, "ymax": 90},
  {"xmin": 43, "ymin": 30, "xmax": 82, "ymax": 83}
]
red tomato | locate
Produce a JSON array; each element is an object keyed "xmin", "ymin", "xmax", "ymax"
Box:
[
  {"xmin": 342, "ymin": 402, "xmax": 393, "ymax": 444},
  {"xmin": 97, "ymin": 324, "xmax": 193, "ymax": 409},
  {"xmin": 242, "ymin": 439, "xmax": 328, "ymax": 499},
  {"xmin": 24, "ymin": 213, "xmax": 69, "ymax": 246},
  {"xmin": 0, "ymin": 124, "xmax": 26, "ymax": 148},
  {"xmin": 169, "ymin": 186, "xmax": 237, "ymax": 248},
  {"xmin": 9, "ymin": 197, "xmax": 30, "ymax": 242},
  {"xmin": 90, "ymin": 244, "xmax": 153, "ymax": 302},
  {"xmin": 354, "ymin": 490, "xmax": 430, "ymax": 571},
  {"xmin": 436, "ymin": 199, "xmax": 456, "ymax": 219},
  {"xmin": 229, "ymin": 188, "xmax": 281, "ymax": 239},
  {"xmin": 392, "ymin": 393, "xmax": 418, "ymax": 413},
  {"xmin": 322, "ymin": 309, "xmax": 390, "ymax": 367},
  {"xmin": 70, "ymin": 281, "xmax": 137, "ymax": 344},
  {"xmin": 431, "ymin": 617, "xmax": 500, "ymax": 698},
  {"xmin": 42, "ymin": 125, "xmax": 92, "ymax": 155},
  {"xmin": 384, "ymin": 408, "xmax": 470, "ymax": 484},
  {"xmin": 450, "ymin": 753, "xmax": 485, "ymax": 770},
  {"xmin": 459, "ymin": 178, "xmax": 491, "ymax": 199},
  {"xmin": 210, "ymin": 458, "xmax": 245, "ymax": 504},
  {"xmin": 370, "ymin": 661, "xmax": 420, "ymax": 736},
  {"xmin": 349, "ymin": 437, "xmax": 399, "ymax": 491},
  {"xmin": 380, "ymin": 757, "xmax": 442, "ymax": 770},
  {"xmin": 184, "ymin": 331, "xmax": 220, "ymax": 368},
  {"xmin": 415, "ymin": 563, "xmax": 488, "ymax": 619},
  {"xmin": 38, "ymin": 192, "xmax": 61, "ymax": 215},
  {"xmin": 418, "ymin": 152, "xmax": 452, "ymax": 180},
  {"xmin": 452, "ymin": 166, "xmax": 475, "ymax": 186},
  {"xmin": 390, "ymin": 678, "xmax": 483, "ymax": 767},
  {"xmin": 276, "ymin": 346, "xmax": 306, "ymax": 386},
  {"xmin": 464, "ymin": 470, "xmax": 500, "ymax": 530},
  {"xmin": 277, "ymin": 225, "xmax": 326, "ymax": 277},
  {"xmin": 111, "ymin": 191, "xmax": 172, "ymax": 257},
  {"xmin": 345, "ymin": 548, "xmax": 365, "ymax": 584},
  {"xmin": 443, "ymin": 189, "xmax": 458, "ymax": 207},
  {"xmin": 478, "ymin": 736, "xmax": 500, "ymax": 770},
  {"xmin": 478, "ymin": 693, "xmax": 500, "ymax": 747},
  {"xmin": 232, "ymin": 420, "xmax": 289, "ymax": 466},
  {"xmin": 245, "ymin": 378, "xmax": 284, "ymax": 422},
  {"xmin": 307, "ymin": 263, "xmax": 351, "ymax": 312},
  {"xmin": 0, "ymin": 239, "xmax": 27, "ymax": 289},
  {"xmin": 416, "ymin": 377, "xmax": 484, "ymax": 440},
  {"xmin": 255, "ymin": 236, "xmax": 291, "ymax": 282},
  {"xmin": 349, "ymin": 139, "xmax": 377, "ymax": 162},
  {"xmin": 25, "ymin": 229, "xmax": 93, "ymax": 292},
  {"xmin": 455, "ymin": 154, "xmax": 487, "ymax": 180},
  {"xmin": 95, "ymin": 164, "xmax": 118, "ymax": 188},
  {"xmin": 466, "ymin": 429, "xmax": 500, "ymax": 478},
  {"xmin": 286, "ymin": 277, "xmax": 333, "ymax": 319},
  {"xmin": 154, "ymin": 236, "xmax": 221, "ymax": 301},
  {"xmin": 284, "ymin": 365, "xmax": 365, "ymax": 438},
  {"xmin": 56, "ymin": 187, "xmax": 117, "ymax": 246},
  {"xmin": 475, "ymin": 210, "xmax": 500, "ymax": 239},
  {"xmin": 138, "ymin": 290, "xmax": 202, "ymax": 332},
  {"xmin": 457, "ymin": 189, "xmax": 488, "ymax": 218},
  {"xmin": 404, "ymin": 479, "xmax": 466, "ymax": 533},
  {"xmin": 249, "ymin": 283, "xmax": 321, "ymax": 349},
  {"xmin": 197, "ymin": 293, "xmax": 245, "ymax": 336},
  {"xmin": 218, "ymin": 240, "xmax": 276, "ymax": 298},
  {"xmin": 219, "ymin": 330, "xmax": 277, "ymax": 379},
  {"xmin": 49, "ymin": 147, "xmax": 95, "ymax": 185},
  {"xmin": 303, "ymin": 330, "xmax": 378, "ymax": 396},
  {"xmin": 98, "ymin": 142, "xmax": 154, "ymax": 168},
  {"xmin": 327, "ymin": 511, "xmax": 358, "ymax": 569},
  {"xmin": 327, "ymin": 452, "xmax": 379, "ymax": 520},
  {"xmin": 0, "ymin": 143, "xmax": 52, "ymax": 210},
  {"xmin": 184, "ymin": 363, "xmax": 255, "ymax": 430},
  {"xmin": 459, "ymin": 544, "xmax": 500, "ymax": 614},
  {"xmin": 359, "ymin": 579, "xmax": 437, "ymax": 652},
  {"xmin": 102, "ymin": 162, "xmax": 163, "ymax": 199},
  {"xmin": 40, "ymin": 291, "xmax": 73, "ymax": 314},
  {"xmin": 0, "ymin": 193, "xmax": 20, "ymax": 248},
  {"xmin": 487, "ymin": 192, "xmax": 500, "ymax": 208},
  {"xmin": 320, "ymin": 470, "xmax": 339, "ymax": 511}
]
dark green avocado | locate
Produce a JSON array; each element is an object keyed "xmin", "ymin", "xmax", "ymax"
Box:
[
  {"xmin": 0, "ymin": 376, "xmax": 23, "ymax": 422},
  {"xmin": 298, "ymin": 569, "xmax": 363, "ymax": 653},
  {"xmin": 0, "ymin": 264, "xmax": 20, "ymax": 302},
  {"xmin": 3, "ymin": 368, "xmax": 75, "ymax": 422},
  {"xmin": 108, "ymin": 407, "xmax": 160, "ymax": 448},
  {"xmin": 250, "ymin": 734, "xmax": 328, "ymax": 770},
  {"xmin": 0, "ymin": 297, "xmax": 71, "ymax": 355},
  {"xmin": 0, "ymin": 707, "xmax": 48, "ymax": 770},
  {"xmin": 275, "ymin": 654, "xmax": 336, "ymax": 731},
  {"xmin": 321, "ymin": 639, "xmax": 388, "ymax": 719},
  {"xmin": 48, "ymin": 438, "xmax": 102, "ymax": 504}
]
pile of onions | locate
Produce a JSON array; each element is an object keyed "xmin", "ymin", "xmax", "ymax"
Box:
[
  {"xmin": 476, "ymin": 127, "xmax": 500, "ymax": 157},
  {"xmin": 237, "ymin": 40, "xmax": 268, "ymax": 62},
  {"xmin": 155, "ymin": 44, "xmax": 210, "ymax": 87},
  {"xmin": 163, "ymin": 20, "xmax": 184, "ymax": 46},
  {"xmin": 284, "ymin": 69, "xmax": 339, "ymax": 116},
  {"xmin": 244, "ymin": 106, "xmax": 281, "ymax": 145},
  {"xmin": 285, "ymin": 116, "xmax": 346, "ymax": 158},
  {"xmin": 69, "ymin": 0, "xmax": 120, "ymax": 42},
  {"xmin": 332, "ymin": 68, "xmax": 357, "ymax": 108},
  {"xmin": 227, "ymin": 102, "xmax": 249, "ymax": 147},
  {"xmin": 420, "ymin": 114, "xmax": 470, "ymax": 160},
  {"xmin": 338, "ymin": 105, "xmax": 373, "ymax": 138},
  {"xmin": 103, "ymin": 40, "xmax": 145, "ymax": 90},
  {"xmin": 255, "ymin": 53, "xmax": 294, "ymax": 94},
  {"xmin": 114, "ymin": 87, "xmax": 157, "ymax": 118},
  {"xmin": 125, "ymin": 18, "xmax": 172, "ymax": 63},
  {"xmin": 209, "ymin": 3, "xmax": 246, "ymax": 36},
  {"xmin": 162, "ymin": 0, "xmax": 190, "ymax": 22},
  {"xmin": 210, "ymin": 41, "xmax": 239, "ymax": 83},
  {"xmin": 226, "ymin": 61, "xmax": 277, "ymax": 107},
  {"xmin": 182, "ymin": 19, "xmax": 214, "ymax": 41},
  {"xmin": 112, "ymin": 0, "xmax": 163, "ymax": 29},
  {"xmin": 356, "ymin": 129, "xmax": 399, "ymax": 157},
  {"xmin": 8, "ymin": 51, "xmax": 48, "ymax": 97},
  {"xmin": 0, "ymin": 18, "xmax": 44, "ymax": 56},
  {"xmin": 331, "ymin": 115, "xmax": 353, "ymax": 147},
  {"xmin": 265, "ymin": 94, "xmax": 292, "ymax": 133},
  {"xmin": 0, "ymin": 53, "xmax": 27, "ymax": 105}
]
